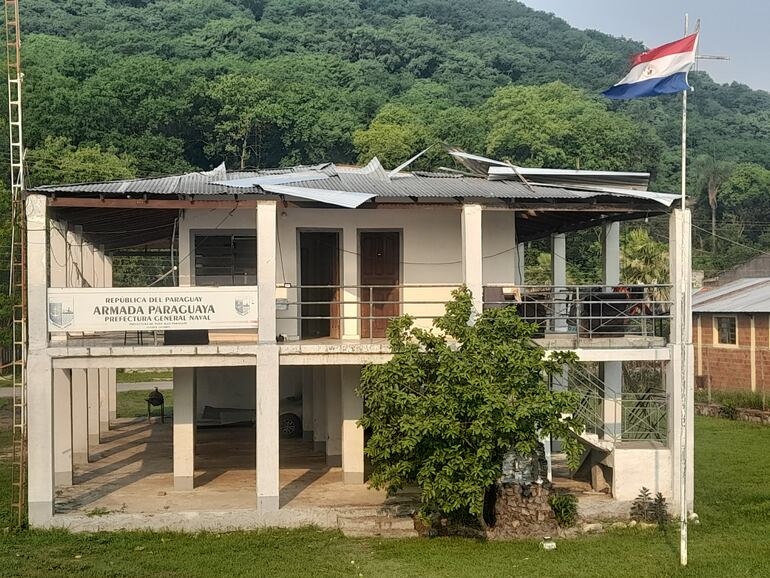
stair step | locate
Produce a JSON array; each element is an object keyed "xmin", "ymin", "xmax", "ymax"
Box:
[{"xmin": 337, "ymin": 514, "xmax": 417, "ymax": 538}]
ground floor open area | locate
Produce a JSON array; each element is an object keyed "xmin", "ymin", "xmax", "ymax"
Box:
[
  {"xmin": 52, "ymin": 417, "xmax": 417, "ymax": 534},
  {"xmin": 2, "ymin": 415, "xmax": 769, "ymax": 577}
]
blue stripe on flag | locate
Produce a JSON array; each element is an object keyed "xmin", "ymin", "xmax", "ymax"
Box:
[{"xmin": 603, "ymin": 72, "xmax": 690, "ymax": 100}]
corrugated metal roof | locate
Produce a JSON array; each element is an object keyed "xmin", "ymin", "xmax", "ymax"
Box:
[
  {"xmin": 31, "ymin": 161, "xmax": 677, "ymax": 207},
  {"xmin": 693, "ymin": 277, "xmax": 770, "ymax": 313}
]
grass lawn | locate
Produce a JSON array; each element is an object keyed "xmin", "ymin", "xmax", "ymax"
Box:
[
  {"xmin": 116, "ymin": 370, "xmax": 173, "ymax": 384},
  {"xmin": 1, "ymin": 417, "xmax": 770, "ymax": 576},
  {"xmin": 116, "ymin": 390, "xmax": 174, "ymax": 419}
]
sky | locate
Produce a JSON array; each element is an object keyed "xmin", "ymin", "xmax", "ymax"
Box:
[{"xmin": 522, "ymin": 0, "xmax": 770, "ymax": 92}]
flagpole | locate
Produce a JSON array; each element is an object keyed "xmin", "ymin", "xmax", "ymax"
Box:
[{"xmin": 679, "ymin": 11, "xmax": 690, "ymax": 569}]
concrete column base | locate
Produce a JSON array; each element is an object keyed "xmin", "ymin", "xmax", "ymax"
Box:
[
  {"xmin": 326, "ymin": 454, "xmax": 342, "ymax": 467},
  {"xmin": 344, "ymin": 472, "xmax": 364, "ymax": 485},
  {"xmin": 88, "ymin": 434, "xmax": 99, "ymax": 449},
  {"xmin": 28, "ymin": 502, "xmax": 54, "ymax": 528},
  {"xmin": 174, "ymin": 476, "xmax": 194, "ymax": 491},
  {"xmin": 302, "ymin": 430, "xmax": 313, "ymax": 442},
  {"xmin": 314, "ymin": 441, "xmax": 326, "ymax": 453},
  {"xmin": 257, "ymin": 496, "xmax": 280, "ymax": 512},
  {"xmin": 73, "ymin": 451, "xmax": 88, "ymax": 465},
  {"xmin": 55, "ymin": 471, "xmax": 73, "ymax": 487}
]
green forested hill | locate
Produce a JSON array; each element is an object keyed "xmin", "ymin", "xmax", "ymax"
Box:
[{"xmin": 11, "ymin": 0, "xmax": 770, "ymax": 275}]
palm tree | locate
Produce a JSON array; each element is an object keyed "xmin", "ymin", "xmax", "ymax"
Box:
[
  {"xmin": 693, "ymin": 155, "xmax": 733, "ymax": 255},
  {"xmin": 621, "ymin": 228, "xmax": 668, "ymax": 286}
]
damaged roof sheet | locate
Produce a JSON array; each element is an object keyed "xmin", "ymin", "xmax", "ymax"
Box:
[{"xmin": 31, "ymin": 157, "xmax": 677, "ymax": 208}]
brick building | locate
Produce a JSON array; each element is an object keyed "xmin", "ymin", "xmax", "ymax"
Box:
[{"xmin": 693, "ymin": 278, "xmax": 770, "ymax": 392}]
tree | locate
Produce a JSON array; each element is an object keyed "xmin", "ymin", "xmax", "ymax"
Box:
[
  {"xmin": 621, "ymin": 228, "xmax": 669, "ymax": 286},
  {"xmin": 719, "ymin": 163, "xmax": 770, "ymax": 240},
  {"xmin": 352, "ymin": 103, "xmax": 437, "ymax": 168},
  {"xmin": 27, "ymin": 136, "xmax": 136, "ymax": 186},
  {"xmin": 358, "ymin": 287, "xmax": 582, "ymax": 526},
  {"xmin": 692, "ymin": 155, "xmax": 733, "ymax": 254},
  {"xmin": 481, "ymin": 82, "xmax": 662, "ymax": 172},
  {"xmin": 205, "ymin": 73, "xmax": 287, "ymax": 168}
]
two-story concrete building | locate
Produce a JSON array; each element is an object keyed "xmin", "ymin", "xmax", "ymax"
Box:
[{"xmin": 23, "ymin": 152, "xmax": 694, "ymax": 531}]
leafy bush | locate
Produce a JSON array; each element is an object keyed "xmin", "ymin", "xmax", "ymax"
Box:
[
  {"xmin": 694, "ymin": 388, "xmax": 768, "ymax": 411},
  {"xmin": 719, "ymin": 401, "xmax": 739, "ymax": 421},
  {"xmin": 651, "ymin": 492, "xmax": 670, "ymax": 528},
  {"xmin": 548, "ymin": 494, "xmax": 578, "ymax": 528},
  {"xmin": 359, "ymin": 287, "xmax": 583, "ymax": 527},
  {"xmin": 630, "ymin": 487, "xmax": 653, "ymax": 522},
  {"xmin": 630, "ymin": 487, "xmax": 670, "ymax": 527}
]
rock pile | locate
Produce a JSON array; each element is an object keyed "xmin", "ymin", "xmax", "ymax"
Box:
[{"xmin": 489, "ymin": 482, "xmax": 558, "ymax": 539}]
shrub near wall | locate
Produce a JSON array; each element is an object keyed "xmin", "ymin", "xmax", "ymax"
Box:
[{"xmin": 695, "ymin": 403, "xmax": 770, "ymax": 425}]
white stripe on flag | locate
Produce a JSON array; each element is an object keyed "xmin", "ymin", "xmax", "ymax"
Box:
[{"xmin": 612, "ymin": 51, "xmax": 695, "ymax": 87}]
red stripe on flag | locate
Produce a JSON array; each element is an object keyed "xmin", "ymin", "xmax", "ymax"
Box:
[{"xmin": 631, "ymin": 33, "xmax": 698, "ymax": 66}]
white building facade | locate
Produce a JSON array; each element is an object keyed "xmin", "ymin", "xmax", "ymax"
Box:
[{"xmin": 24, "ymin": 158, "xmax": 694, "ymax": 528}]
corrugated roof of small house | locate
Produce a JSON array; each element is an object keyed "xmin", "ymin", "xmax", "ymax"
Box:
[{"xmin": 693, "ymin": 277, "xmax": 770, "ymax": 313}]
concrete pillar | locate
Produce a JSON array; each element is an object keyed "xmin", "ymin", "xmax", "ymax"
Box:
[
  {"xmin": 341, "ymin": 366, "xmax": 364, "ymax": 484},
  {"xmin": 512, "ymin": 213, "xmax": 523, "ymax": 285},
  {"xmin": 516, "ymin": 243, "xmax": 526, "ymax": 285},
  {"xmin": 301, "ymin": 367, "xmax": 314, "ymax": 441},
  {"xmin": 255, "ymin": 200, "xmax": 281, "ymax": 511},
  {"xmin": 256, "ymin": 345, "xmax": 280, "ymax": 511},
  {"xmin": 91, "ymin": 245, "xmax": 110, "ymax": 436},
  {"xmin": 71, "ymin": 369, "xmax": 89, "ymax": 465},
  {"xmin": 600, "ymin": 221, "xmax": 623, "ymax": 440},
  {"xmin": 50, "ymin": 221, "xmax": 68, "ymax": 346},
  {"xmin": 461, "ymin": 204, "xmax": 484, "ymax": 314},
  {"xmin": 668, "ymin": 208, "xmax": 694, "ymax": 512},
  {"xmin": 104, "ymin": 254, "xmax": 117, "ymax": 424},
  {"xmin": 98, "ymin": 368, "xmax": 110, "ymax": 436},
  {"xmin": 601, "ymin": 361, "xmax": 623, "ymax": 440},
  {"xmin": 602, "ymin": 221, "xmax": 620, "ymax": 288},
  {"xmin": 257, "ymin": 200, "xmax": 277, "ymax": 344},
  {"xmin": 65, "ymin": 226, "xmax": 83, "ymax": 288},
  {"xmin": 173, "ymin": 367, "xmax": 196, "ymax": 490},
  {"xmin": 93, "ymin": 245, "xmax": 105, "ymax": 287},
  {"xmin": 82, "ymin": 242, "xmax": 95, "ymax": 288},
  {"xmin": 325, "ymin": 366, "xmax": 342, "ymax": 467},
  {"xmin": 342, "ymin": 224, "xmax": 359, "ymax": 338},
  {"xmin": 26, "ymin": 194, "xmax": 54, "ymax": 526},
  {"xmin": 551, "ymin": 233, "xmax": 568, "ymax": 332},
  {"xmin": 312, "ymin": 366, "xmax": 327, "ymax": 453},
  {"xmin": 49, "ymin": 221, "xmax": 67, "ymax": 288},
  {"xmin": 53, "ymin": 369, "xmax": 73, "ymax": 487},
  {"xmin": 108, "ymin": 370, "xmax": 117, "ymax": 425},
  {"xmin": 86, "ymin": 369, "xmax": 100, "ymax": 448}
]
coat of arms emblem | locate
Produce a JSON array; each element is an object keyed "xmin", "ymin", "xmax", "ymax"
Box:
[
  {"xmin": 48, "ymin": 297, "xmax": 75, "ymax": 329},
  {"xmin": 234, "ymin": 296, "xmax": 253, "ymax": 316}
]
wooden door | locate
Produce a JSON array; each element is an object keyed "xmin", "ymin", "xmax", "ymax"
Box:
[
  {"xmin": 360, "ymin": 231, "xmax": 400, "ymax": 338},
  {"xmin": 300, "ymin": 231, "xmax": 340, "ymax": 339}
]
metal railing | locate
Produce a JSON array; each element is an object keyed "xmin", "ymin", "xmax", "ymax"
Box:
[
  {"xmin": 483, "ymin": 284, "xmax": 672, "ymax": 346},
  {"xmin": 278, "ymin": 283, "xmax": 458, "ymax": 339},
  {"xmin": 562, "ymin": 363, "xmax": 668, "ymax": 444},
  {"xmin": 280, "ymin": 283, "xmax": 672, "ymax": 344}
]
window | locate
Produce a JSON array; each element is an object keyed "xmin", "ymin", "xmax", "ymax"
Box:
[
  {"xmin": 715, "ymin": 316, "xmax": 737, "ymax": 346},
  {"xmin": 194, "ymin": 234, "xmax": 256, "ymax": 286}
]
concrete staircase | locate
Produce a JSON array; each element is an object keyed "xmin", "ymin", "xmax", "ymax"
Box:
[{"xmin": 336, "ymin": 504, "xmax": 417, "ymax": 538}]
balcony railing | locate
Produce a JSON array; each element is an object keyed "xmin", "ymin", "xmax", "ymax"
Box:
[
  {"xmin": 484, "ymin": 284, "xmax": 671, "ymax": 345},
  {"xmin": 280, "ymin": 283, "xmax": 672, "ymax": 346},
  {"xmin": 278, "ymin": 284, "xmax": 458, "ymax": 340}
]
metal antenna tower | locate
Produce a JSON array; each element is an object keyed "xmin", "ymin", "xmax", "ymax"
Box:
[{"xmin": 4, "ymin": 0, "xmax": 27, "ymax": 527}]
